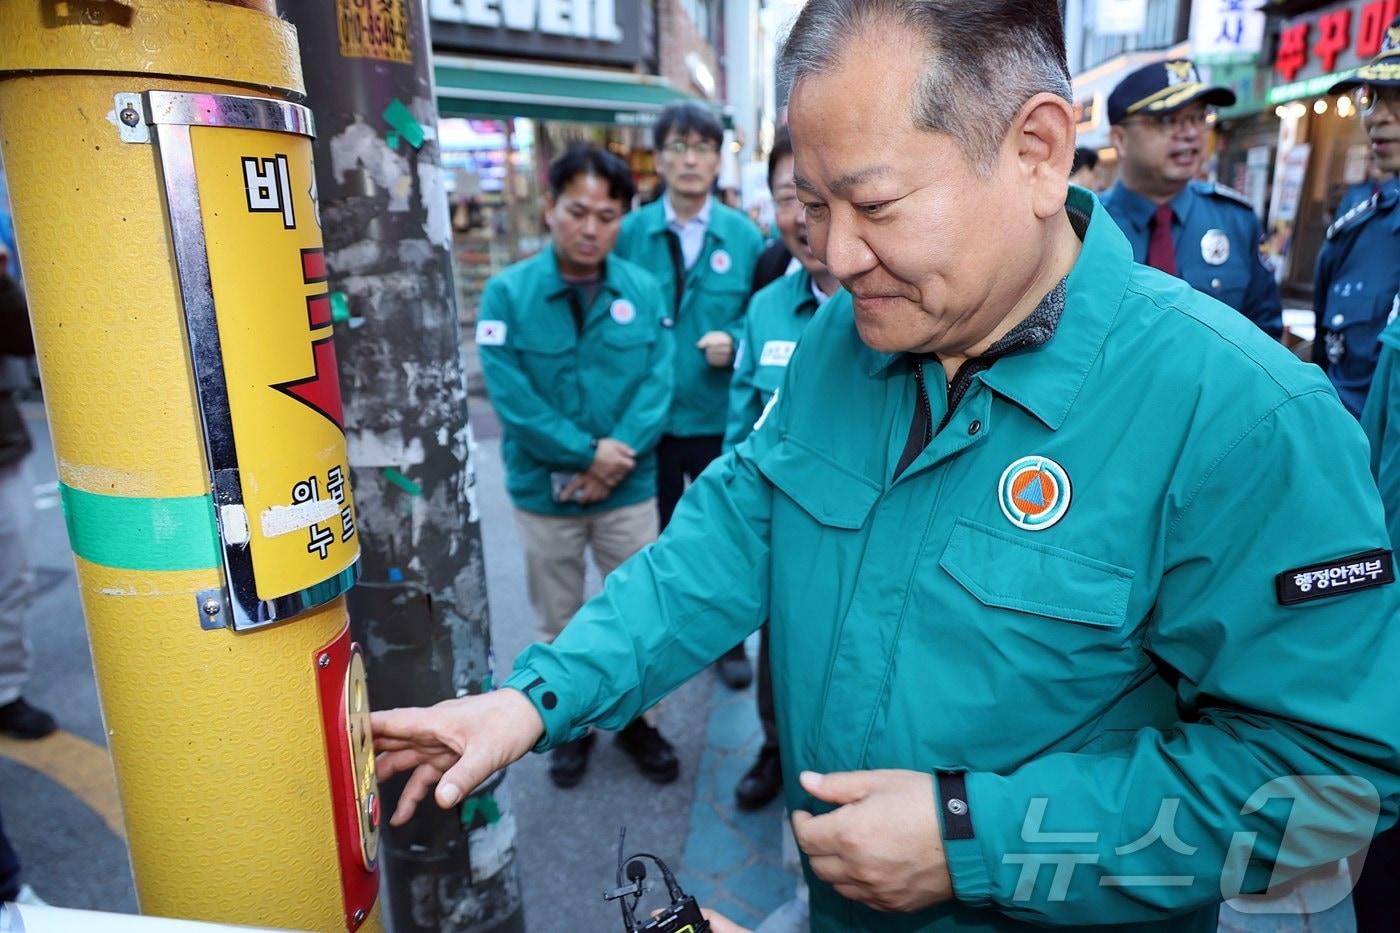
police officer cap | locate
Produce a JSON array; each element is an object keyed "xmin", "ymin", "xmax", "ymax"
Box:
[
  {"xmin": 1330, "ymin": 14, "xmax": 1400, "ymax": 93},
  {"xmin": 1107, "ymin": 59, "xmax": 1237, "ymax": 125}
]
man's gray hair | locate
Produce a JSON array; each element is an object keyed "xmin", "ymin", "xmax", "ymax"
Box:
[{"xmin": 780, "ymin": 0, "xmax": 1073, "ymax": 172}]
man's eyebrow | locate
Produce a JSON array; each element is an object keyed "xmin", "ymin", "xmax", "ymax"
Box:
[{"xmin": 793, "ymin": 165, "xmax": 893, "ymax": 197}]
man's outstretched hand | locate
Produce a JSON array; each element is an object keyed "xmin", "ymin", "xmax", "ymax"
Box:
[{"xmin": 372, "ymin": 688, "xmax": 546, "ymax": 826}]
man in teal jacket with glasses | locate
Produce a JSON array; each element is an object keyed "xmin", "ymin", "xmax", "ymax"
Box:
[{"xmin": 377, "ymin": 3, "xmax": 1400, "ymax": 929}]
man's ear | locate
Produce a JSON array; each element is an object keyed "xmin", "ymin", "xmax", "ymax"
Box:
[
  {"xmin": 1108, "ymin": 124, "xmax": 1127, "ymax": 159},
  {"xmin": 542, "ymin": 192, "xmax": 556, "ymax": 231},
  {"xmin": 1013, "ymin": 92, "xmax": 1075, "ymax": 219}
]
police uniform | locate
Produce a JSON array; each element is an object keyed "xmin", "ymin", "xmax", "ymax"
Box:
[
  {"xmin": 1313, "ymin": 21, "xmax": 1400, "ymax": 419},
  {"xmin": 1100, "ymin": 59, "xmax": 1283, "ymax": 338},
  {"xmin": 502, "ymin": 187, "xmax": 1400, "ymax": 930},
  {"xmin": 475, "ymin": 248, "xmax": 674, "ymax": 517},
  {"xmin": 1334, "ymin": 23, "xmax": 1400, "ymax": 930},
  {"xmin": 615, "ymin": 195, "xmax": 763, "ymax": 525},
  {"xmin": 724, "ymin": 266, "xmax": 826, "ymax": 451},
  {"xmin": 1100, "ymin": 180, "xmax": 1282, "ymax": 338}
]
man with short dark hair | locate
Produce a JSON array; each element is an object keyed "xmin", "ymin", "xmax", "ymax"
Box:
[
  {"xmin": 1101, "ymin": 60, "xmax": 1282, "ymax": 338},
  {"xmin": 615, "ymin": 101, "xmax": 764, "ymax": 690},
  {"xmin": 376, "ymin": 4, "xmax": 1400, "ymax": 929},
  {"xmin": 474, "ymin": 145, "xmax": 678, "ymax": 787}
]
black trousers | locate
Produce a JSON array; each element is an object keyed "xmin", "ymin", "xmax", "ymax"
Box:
[
  {"xmin": 1352, "ymin": 823, "xmax": 1400, "ymax": 931},
  {"xmin": 656, "ymin": 433, "xmax": 777, "ymax": 752},
  {"xmin": 657, "ymin": 433, "xmax": 723, "ymax": 529},
  {"xmin": 0, "ymin": 800, "xmax": 19, "ymax": 902},
  {"xmin": 756, "ymin": 625, "xmax": 778, "ymax": 754}
]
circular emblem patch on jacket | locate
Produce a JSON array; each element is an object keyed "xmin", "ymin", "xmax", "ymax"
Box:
[
  {"xmin": 710, "ymin": 249, "xmax": 732, "ymax": 275},
  {"xmin": 610, "ymin": 299, "xmax": 636, "ymax": 325},
  {"xmin": 998, "ymin": 456, "xmax": 1072, "ymax": 531}
]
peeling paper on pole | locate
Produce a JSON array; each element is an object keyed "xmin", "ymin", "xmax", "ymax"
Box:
[
  {"xmin": 330, "ymin": 120, "xmax": 412, "ymax": 212},
  {"xmin": 261, "ymin": 498, "xmax": 340, "ymax": 538},
  {"xmin": 467, "ymin": 811, "xmax": 518, "ymax": 883},
  {"xmin": 418, "ymin": 160, "xmax": 452, "ymax": 250}
]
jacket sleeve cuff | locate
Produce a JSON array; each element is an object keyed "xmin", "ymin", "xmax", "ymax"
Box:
[
  {"xmin": 936, "ymin": 769, "xmax": 995, "ymax": 907},
  {"xmin": 502, "ymin": 663, "xmax": 590, "ymax": 753}
]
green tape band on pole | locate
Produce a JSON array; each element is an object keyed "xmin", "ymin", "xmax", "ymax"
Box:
[
  {"xmin": 382, "ymin": 99, "xmax": 425, "ymax": 149},
  {"xmin": 59, "ymin": 483, "xmax": 222, "ymax": 572},
  {"xmin": 381, "ymin": 467, "xmax": 422, "ymax": 497}
]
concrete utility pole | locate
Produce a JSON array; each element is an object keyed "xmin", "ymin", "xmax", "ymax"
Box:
[{"xmin": 278, "ymin": 2, "xmax": 526, "ymax": 930}]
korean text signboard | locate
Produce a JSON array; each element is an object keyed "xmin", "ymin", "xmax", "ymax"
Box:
[
  {"xmin": 147, "ymin": 91, "xmax": 360, "ymax": 630},
  {"xmin": 428, "ymin": 0, "xmax": 645, "ymax": 66},
  {"xmin": 1274, "ymin": 0, "xmax": 1400, "ymax": 83}
]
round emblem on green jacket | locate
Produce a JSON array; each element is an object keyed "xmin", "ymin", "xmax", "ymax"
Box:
[{"xmin": 998, "ymin": 456, "xmax": 1072, "ymax": 531}]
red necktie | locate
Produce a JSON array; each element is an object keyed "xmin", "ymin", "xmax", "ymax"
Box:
[{"xmin": 1146, "ymin": 203, "xmax": 1178, "ymax": 276}]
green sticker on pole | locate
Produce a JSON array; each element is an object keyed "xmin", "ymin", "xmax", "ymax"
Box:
[{"xmin": 382, "ymin": 100, "xmax": 424, "ymax": 150}]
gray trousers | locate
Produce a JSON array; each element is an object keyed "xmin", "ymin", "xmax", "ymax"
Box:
[{"xmin": 0, "ymin": 459, "xmax": 33, "ymax": 705}]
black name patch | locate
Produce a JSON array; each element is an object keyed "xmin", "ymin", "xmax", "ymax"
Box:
[{"xmin": 1276, "ymin": 550, "xmax": 1395, "ymax": 605}]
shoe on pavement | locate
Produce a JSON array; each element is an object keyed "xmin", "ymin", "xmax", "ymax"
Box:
[
  {"xmin": 616, "ymin": 720, "xmax": 679, "ymax": 784},
  {"xmin": 0, "ymin": 698, "xmax": 57, "ymax": 740},
  {"xmin": 548, "ymin": 732, "xmax": 595, "ymax": 788},
  {"xmin": 714, "ymin": 644, "xmax": 753, "ymax": 690},
  {"xmin": 735, "ymin": 747, "xmax": 783, "ymax": 811},
  {"xmin": 15, "ymin": 885, "xmax": 46, "ymax": 906}
]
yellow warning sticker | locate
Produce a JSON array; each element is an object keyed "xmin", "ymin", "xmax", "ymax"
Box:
[
  {"xmin": 191, "ymin": 126, "xmax": 359, "ymax": 602},
  {"xmin": 337, "ymin": 0, "xmax": 413, "ymax": 64}
]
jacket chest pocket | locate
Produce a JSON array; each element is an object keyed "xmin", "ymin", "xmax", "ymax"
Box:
[
  {"xmin": 1194, "ymin": 260, "xmax": 1250, "ymax": 310},
  {"xmin": 757, "ymin": 434, "xmax": 879, "ymax": 593},
  {"xmin": 899, "ymin": 518, "xmax": 1142, "ymax": 761},
  {"xmin": 687, "ymin": 280, "xmax": 748, "ymax": 329},
  {"xmin": 939, "ymin": 517, "xmax": 1134, "ymax": 630},
  {"xmin": 595, "ymin": 325, "xmax": 657, "ymax": 392},
  {"xmin": 512, "ymin": 331, "xmax": 575, "ymax": 394}
]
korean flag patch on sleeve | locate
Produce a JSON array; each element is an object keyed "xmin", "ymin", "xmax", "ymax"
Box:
[
  {"xmin": 1276, "ymin": 550, "xmax": 1395, "ymax": 605},
  {"xmin": 476, "ymin": 320, "xmax": 507, "ymax": 346}
]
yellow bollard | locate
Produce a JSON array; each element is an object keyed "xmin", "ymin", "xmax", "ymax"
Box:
[{"xmin": 0, "ymin": 2, "xmax": 381, "ymax": 929}]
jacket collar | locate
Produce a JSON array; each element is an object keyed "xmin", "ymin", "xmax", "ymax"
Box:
[
  {"xmin": 537, "ymin": 245, "xmax": 623, "ymax": 302},
  {"xmin": 638, "ymin": 195, "xmax": 734, "ymax": 244},
  {"xmin": 1105, "ymin": 179, "xmax": 1196, "ymax": 234},
  {"xmin": 662, "ymin": 193, "xmax": 713, "ymax": 231},
  {"xmin": 858, "ymin": 187, "xmax": 1128, "ymax": 431}
]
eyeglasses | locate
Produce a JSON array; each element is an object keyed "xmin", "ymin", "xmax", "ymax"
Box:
[
  {"xmin": 1123, "ymin": 109, "xmax": 1211, "ymax": 133},
  {"xmin": 1355, "ymin": 84, "xmax": 1400, "ymax": 116},
  {"xmin": 662, "ymin": 139, "xmax": 720, "ymax": 157}
]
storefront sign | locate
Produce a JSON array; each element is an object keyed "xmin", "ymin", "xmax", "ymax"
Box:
[
  {"xmin": 429, "ymin": 0, "xmax": 644, "ymax": 66},
  {"xmin": 1190, "ymin": 0, "xmax": 1266, "ymax": 61},
  {"xmin": 1274, "ymin": 0, "xmax": 1400, "ymax": 82},
  {"xmin": 1096, "ymin": 0, "xmax": 1147, "ymax": 36}
]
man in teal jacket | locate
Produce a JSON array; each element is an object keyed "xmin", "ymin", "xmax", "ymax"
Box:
[
  {"xmin": 475, "ymin": 145, "xmax": 678, "ymax": 788},
  {"xmin": 616, "ymin": 101, "xmax": 764, "ymax": 688},
  {"xmin": 725, "ymin": 125, "xmax": 839, "ymax": 814},
  {"xmin": 377, "ymin": 3, "xmax": 1400, "ymax": 929}
]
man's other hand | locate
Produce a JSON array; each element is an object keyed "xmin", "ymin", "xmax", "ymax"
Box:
[
  {"xmin": 372, "ymin": 689, "xmax": 545, "ymax": 826},
  {"xmin": 791, "ymin": 769, "xmax": 954, "ymax": 913},
  {"xmin": 590, "ymin": 437, "xmax": 636, "ymax": 486},
  {"xmin": 697, "ymin": 330, "xmax": 735, "ymax": 368},
  {"xmin": 560, "ymin": 472, "xmax": 614, "ymax": 505}
]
